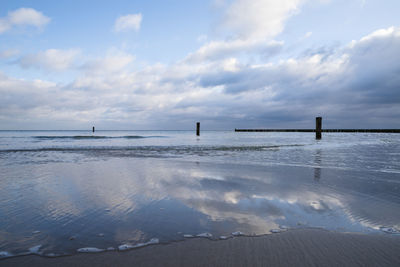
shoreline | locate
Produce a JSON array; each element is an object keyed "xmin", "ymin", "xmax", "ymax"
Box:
[{"xmin": 1, "ymin": 228, "xmax": 399, "ymax": 267}]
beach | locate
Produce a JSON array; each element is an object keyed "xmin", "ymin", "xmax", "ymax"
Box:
[
  {"xmin": 2, "ymin": 0, "xmax": 400, "ymax": 265},
  {"xmin": 0, "ymin": 131, "xmax": 399, "ymax": 265},
  {"xmin": 1, "ymin": 228, "xmax": 399, "ymax": 266}
]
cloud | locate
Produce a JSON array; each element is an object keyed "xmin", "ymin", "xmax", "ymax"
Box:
[
  {"xmin": 81, "ymin": 53, "xmax": 135, "ymax": 75},
  {"xmin": 304, "ymin": 31, "xmax": 312, "ymax": 38},
  {"xmin": 357, "ymin": 26, "xmax": 399, "ymax": 44},
  {"xmin": 0, "ymin": 7, "xmax": 50, "ymax": 34},
  {"xmin": 185, "ymin": 0, "xmax": 304, "ymax": 64},
  {"xmin": 1, "ymin": 26, "xmax": 400, "ymax": 129},
  {"xmin": 221, "ymin": 0, "xmax": 304, "ymax": 40},
  {"xmin": 185, "ymin": 39, "xmax": 284, "ymax": 63},
  {"xmin": 73, "ymin": 51, "xmax": 135, "ymax": 90},
  {"xmin": 18, "ymin": 49, "xmax": 80, "ymax": 71},
  {"xmin": 114, "ymin": 13, "xmax": 142, "ymax": 32}
]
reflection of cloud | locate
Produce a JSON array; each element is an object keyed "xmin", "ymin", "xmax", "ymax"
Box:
[
  {"xmin": 224, "ymin": 191, "xmax": 240, "ymax": 204},
  {"xmin": 6, "ymin": 157, "xmax": 398, "ymax": 243},
  {"xmin": 32, "ymin": 166, "xmax": 84, "ymax": 219},
  {"xmin": 147, "ymin": 162, "xmax": 352, "ymax": 232},
  {"xmin": 186, "ymin": 197, "xmax": 284, "ymax": 234}
]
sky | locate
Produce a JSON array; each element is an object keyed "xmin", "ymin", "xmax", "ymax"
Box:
[{"xmin": 0, "ymin": 0, "xmax": 399, "ymax": 130}]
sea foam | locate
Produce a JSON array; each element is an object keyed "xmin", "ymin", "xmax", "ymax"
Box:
[
  {"xmin": 29, "ymin": 245, "xmax": 42, "ymax": 254},
  {"xmin": 196, "ymin": 232, "xmax": 212, "ymax": 238},
  {"xmin": 183, "ymin": 234, "xmax": 194, "ymax": 238},
  {"xmin": 118, "ymin": 238, "xmax": 159, "ymax": 251},
  {"xmin": 77, "ymin": 247, "xmax": 105, "ymax": 253},
  {"xmin": 380, "ymin": 227, "xmax": 400, "ymax": 234},
  {"xmin": 232, "ymin": 231, "xmax": 244, "ymax": 236},
  {"xmin": 0, "ymin": 251, "xmax": 12, "ymax": 258}
]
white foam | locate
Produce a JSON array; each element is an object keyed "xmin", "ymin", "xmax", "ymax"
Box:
[
  {"xmin": 118, "ymin": 238, "xmax": 159, "ymax": 251},
  {"xmin": 196, "ymin": 232, "xmax": 212, "ymax": 238},
  {"xmin": 184, "ymin": 234, "xmax": 194, "ymax": 238},
  {"xmin": 98, "ymin": 233, "xmax": 104, "ymax": 237},
  {"xmin": 118, "ymin": 244, "xmax": 134, "ymax": 251},
  {"xmin": 270, "ymin": 229, "xmax": 283, "ymax": 233},
  {"xmin": 29, "ymin": 245, "xmax": 42, "ymax": 254},
  {"xmin": 232, "ymin": 231, "xmax": 244, "ymax": 236},
  {"xmin": 147, "ymin": 238, "xmax": 159, "ymax": 244},
  {"xmin": 380, "ymin": 227, "xmax": 400, "ymax": 234},
  {"xmin": 32, "ymin": 230, "xmax": 41, "ymax": 234},
  {"xmin": 77, "ymin": 247, "xmax": 105, "ymax": 253},
  {"xmin": 0, "ymin": 251, "xmax": 12, "ymax": 258},
  {"xmin": 107, "ymin": 247, "xmax": 115, "ymax": 251},
  {"xmin": 219, "ymin": 236, "xmax": 229, "ymax": 240}
]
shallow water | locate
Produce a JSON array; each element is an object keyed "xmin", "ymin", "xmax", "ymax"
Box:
[{"xmin": 0, "ymin": 130, "xmax": 399, "ymax": 257}]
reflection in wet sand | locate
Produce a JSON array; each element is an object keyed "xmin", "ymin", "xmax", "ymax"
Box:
[
  {"xmin": 0, "ymin": 157, "xmax": 399, "ymax": 256},
  {"xmin": 314, "ymin": 150, "xmax": 322, "ymax": 181}
]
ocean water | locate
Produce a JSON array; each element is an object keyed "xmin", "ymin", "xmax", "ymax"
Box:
[{"xmin": 0, "ymin": 130, "xmax": 399, "ymax": 258}]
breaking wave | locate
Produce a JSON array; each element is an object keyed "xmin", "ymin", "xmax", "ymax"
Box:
[{"xmin": 33, "ymin": 135, "xmax": 166, "ymax": 140}]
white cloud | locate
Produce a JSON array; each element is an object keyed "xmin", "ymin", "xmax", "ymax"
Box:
[
  {"xmin": 0, "ymin": 7, "xmax": 50, "ymax": 34},
  {"xmin": 82, "ymin": 53, "xmax": 135, "ymax": 75},
  {"xmin": 186, "ymin": 0, "xmax": 304, "ymax": 64},
  {"xmin": 221, "ymin": 0, "xmax": 304, "ymax": 40},
  {"xmin": 19, "ymin": 49, "xmax": 80, "ymax": 71},
  {"xmin": 186, "ymin": 39, "xmax": 283, "ymax": 62},
  {"xmin": 114, "ymin": 13, "xmax": 142, "ymax": 32},
  {"xmin": 359, "ymin": 26, "xmax": 398, "ymax": 43},
  {"xmin": 73, "ymin": 51, "xmax": 135, "ymax": 90},
  {"xmin": 8, "ymin": 8, "xmax": 50, "ymax": 27}
]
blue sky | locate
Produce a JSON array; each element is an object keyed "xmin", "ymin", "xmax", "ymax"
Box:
[{"xmin": 0, "ymin": 0, "xmax": 400, "ymax": 129}]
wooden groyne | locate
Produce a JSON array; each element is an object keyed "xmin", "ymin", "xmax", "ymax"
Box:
[
  {"xmin": 235, "ymin": 117, "xmax": 400, "ymax": 139},
  {"xmin": 234, "ymin": 129, "xmax": 400, "ymax": 133}
]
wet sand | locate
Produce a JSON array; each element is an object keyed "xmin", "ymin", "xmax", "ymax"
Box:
[{"xmin": 1, "ymin": 229, "xmax": 399, "ymax": 267}]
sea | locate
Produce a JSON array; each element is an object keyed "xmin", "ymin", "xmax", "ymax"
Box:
[{"xmin": 0, "ymin": 130, "xmax": 399, "ymax": 258}]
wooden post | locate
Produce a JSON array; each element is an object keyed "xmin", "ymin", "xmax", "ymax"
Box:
[
  {"xmin": 92, "ymin": 126, "xmax": 95, "ymax": 133},
  {"xmin": 316, "ymin": 117, "xmax": 322, "ymax": 139},
  {"xmin": 196, "ymin": 122, "xmax": 200, "ymax": 136}
]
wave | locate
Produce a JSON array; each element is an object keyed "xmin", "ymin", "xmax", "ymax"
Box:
[
  {"xmin": 33, "ymin": 135, "xmax": 166, "ymax": 140},
  {"xmin": 0, "ymin": 144, "xmax": 304, "ymax": 154},
  {"xmin": 213, "ymin": 144, "xmax": 304, "ymax": 151}
]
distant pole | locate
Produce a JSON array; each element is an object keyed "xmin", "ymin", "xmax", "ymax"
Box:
[
  {"xmin": 316, "ymin": 117, "xmax": 322, "ymax": 139},
  {"xmin": 196, "ymin": 122, "xmax": 200, "ymax": 136},
  {"xmin": 92, "ymin": 126, "xmax": 95, "ymax": 133}
]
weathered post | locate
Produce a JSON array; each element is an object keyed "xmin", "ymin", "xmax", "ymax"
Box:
[
  {"xmin": 92, "ymin": 126, "xmax": 95, "ymax": 133},
  {"xmin": 316, "ymin": 117, "xmax": 322, "ymax": 139},
  {"xmin": 196, "ymin": 122, "xmax": 200, "ymax": 136}
]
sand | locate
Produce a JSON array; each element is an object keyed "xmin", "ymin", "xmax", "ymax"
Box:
[{"xmin": 1, "ymin": 229, "xmax": 399, "ymax": 267}]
